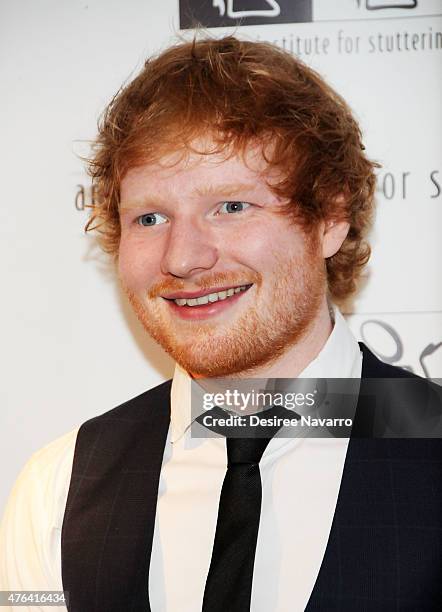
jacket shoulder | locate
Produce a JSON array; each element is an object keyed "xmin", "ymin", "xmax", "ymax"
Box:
[
  {"xmin": 83, "ymin": 379, "xmax": 173, "ymax": 427},
  {"xmin": 69, "ymin": 379, "xmax": 172, "ymax": 479},
  {"xmin": 357, "ymin": 342, "xmax": 442, "ymax": 438},
  {"xmin": 359, "ymin": 342, "xmax": 424, "ymax": 380}
]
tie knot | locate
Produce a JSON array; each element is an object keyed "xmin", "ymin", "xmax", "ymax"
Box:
[{"xmin": 226, "ymin": 436, "xmax": 272, "ymax": 465}]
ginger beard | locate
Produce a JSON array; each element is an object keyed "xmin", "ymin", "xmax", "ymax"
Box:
[{"xmin": 121, "ymin": 232, "xmax": 327, "ymax": 377}]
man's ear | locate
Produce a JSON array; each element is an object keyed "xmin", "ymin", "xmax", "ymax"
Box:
[{"xmin": 321, "ymin": 219, "xmax": 350, "ymax": 258}]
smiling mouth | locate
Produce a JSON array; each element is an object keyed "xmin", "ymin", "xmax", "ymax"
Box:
[{"xmin": 163, "ymin": 284, "xmax": 253, "ymax": 307}]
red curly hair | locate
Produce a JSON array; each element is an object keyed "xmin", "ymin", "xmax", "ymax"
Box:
[{"xmin": 86, "ymin": 35, "xmax": 378, "ymax": 301}]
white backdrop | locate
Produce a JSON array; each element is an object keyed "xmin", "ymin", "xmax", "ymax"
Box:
[{"xmin": 1, "ymin": 0, "xmax": 441, "ymax": 514}]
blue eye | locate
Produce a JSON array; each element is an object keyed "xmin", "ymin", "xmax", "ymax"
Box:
[
  {"xmin": 136, "ymin": 213, "xmax": 168, "ymax": 226},
  {"xmin": 219, "ymin": 201, "xmax": 251, "ymax": 214}
]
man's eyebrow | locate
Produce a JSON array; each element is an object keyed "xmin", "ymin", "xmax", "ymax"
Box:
[
  {"xmin": 119, "ymin": 197, "xmax": 162, "ymax": 212},
  {"xmin": 119, "ymin": 182, "xmax": 258, "ymax": 211},
  {"xmin": 194, "ymin": 182, "xmax": 258, "ymax": 197}
]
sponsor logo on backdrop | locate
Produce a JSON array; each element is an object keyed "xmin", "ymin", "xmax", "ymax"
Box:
[
  {"xmin": 376, "ymin": 170, "xmax": 441, "ymax": 200},
  {"xmin": 358, "ymin": 319, "xmax": 441, "ymax": 378},
  {"xmin": 363, "ymin": 0, "xmax": 417, "ymax": 8},
  {"xmin": 179, "ymin": 0, "xmax": 423, "ymax": 29},
  {"xmin": 75, "ymin": 184, "xmax": 95, "ymax": 211},
  {"xmin": 180, "ymin": 0, "xmax": 312, "ymax": 29}
]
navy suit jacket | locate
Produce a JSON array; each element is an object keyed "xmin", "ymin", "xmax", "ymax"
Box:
[{"xmin": 61, "ymin": 344, "xmax": 442, "ymax": 611}]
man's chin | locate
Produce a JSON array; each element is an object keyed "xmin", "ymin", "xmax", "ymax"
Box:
[
  {"xmin": 154, "ymin": 336, "xmax": 238, "ymax": 378},
  {"xmin": 170, "ymin": 354, "xmax": 244, "ymax": 378},
  {"xmin": 154, "ymin": 332, "xmax": 283, "ymax": 378}
]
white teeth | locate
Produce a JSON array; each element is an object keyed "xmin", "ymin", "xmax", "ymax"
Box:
[{"xmin": 172, "ymin": 284, "xmax": 250, "ymax": 306}]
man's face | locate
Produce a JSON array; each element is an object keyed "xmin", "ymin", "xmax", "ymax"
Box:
[{"xmin": 118, "ymin": 143, "xmax": 327, "ymax": 377}]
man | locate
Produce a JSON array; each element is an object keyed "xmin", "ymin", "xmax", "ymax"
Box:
[{"xmin": 1, "ymin": 36, "xmax": 440, "ymax": 611}]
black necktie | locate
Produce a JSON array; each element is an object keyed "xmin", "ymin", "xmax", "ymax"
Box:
[{"xmin": 202, "ymin": 433, "xmax": 274, "ymax": 612}]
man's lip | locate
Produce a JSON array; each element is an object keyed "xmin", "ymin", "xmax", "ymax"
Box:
[{"xmin": 161, "ymin": 284, "xmax": 252, "ymax": 300}]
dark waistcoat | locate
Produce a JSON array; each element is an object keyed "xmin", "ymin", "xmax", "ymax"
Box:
[{"xmin": 61, "ymin": 344, "xmax": 442, "ymax": 611}]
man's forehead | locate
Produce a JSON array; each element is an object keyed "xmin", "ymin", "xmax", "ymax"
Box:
[{"xmin": 120, "ymin": 138, "xmax": 280, "ymax": 198}]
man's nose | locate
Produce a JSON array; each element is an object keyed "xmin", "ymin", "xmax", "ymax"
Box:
[{"xmin": 160, "ymin": 219, "xmax": 218, "ymax": 278}]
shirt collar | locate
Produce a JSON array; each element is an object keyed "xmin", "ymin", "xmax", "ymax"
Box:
[{"xmin": 170, "ymin": 305, "xmax": 362, "ymax": 443}]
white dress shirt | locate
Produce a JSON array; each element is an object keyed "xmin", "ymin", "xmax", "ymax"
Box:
[{"xmin": 0, "ymin": 308, "xmax": 362, "ymax": 612}]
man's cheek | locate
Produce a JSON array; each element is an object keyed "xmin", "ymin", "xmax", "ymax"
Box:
[{"xmin": 118, "ymin": 246, "xmax": 154, "ymax": 293}]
